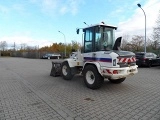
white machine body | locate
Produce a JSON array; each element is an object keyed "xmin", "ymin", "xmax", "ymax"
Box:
[
  {"xmin": 59, "ymin": 23, "xmax": 138, "ymax": 89},
  {"xmin": 67, "ymin": 49, "xmax": 138, "ymax": 80}
]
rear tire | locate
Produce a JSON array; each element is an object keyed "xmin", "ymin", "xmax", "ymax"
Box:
[
  {"xmin": 83, "ymin": 65, "xmax": 104, "ymax": 89},
  {"xmin": 147, "ymin": 61, "xmax": 152, "ymax": 67},
  {"xmin": 108, "ymin": 78, "xmax": 126, "ymax": 84},
  {"xmin": 61, "ymin": 61, "xmax": 74, "ymax": 80}
]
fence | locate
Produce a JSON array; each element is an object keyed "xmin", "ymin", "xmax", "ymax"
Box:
[{"xmin": 0, "ymin": 51, "xmax": 66, "ymax": 59}]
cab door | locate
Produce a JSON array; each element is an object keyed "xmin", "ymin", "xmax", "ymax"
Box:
[{"xmin": 84, "ymin": 28, "xmax": 94, "ymax": 53}]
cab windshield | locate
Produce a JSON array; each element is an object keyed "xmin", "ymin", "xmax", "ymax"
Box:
[{"xmin": 95, "ymin": 27, "xmax": 115, "ymax": 51}]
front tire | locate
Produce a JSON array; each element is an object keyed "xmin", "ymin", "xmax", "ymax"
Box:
[
  {"xmin": 108, "ymin": 78, "xmax": 126, "ymax": 84},
  {"xmin": 61, "ymin": 61, "xmax": 74, "ymax": 80},
  {"xmin": 83, "ymin": 65, "xmax": 104, "ymax": 89},
  {"xmin": 147, "ymin": 61, "xmax": 152, "ymax": 67}
]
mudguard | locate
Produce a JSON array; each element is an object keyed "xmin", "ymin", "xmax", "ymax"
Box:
[
  {"xmin": 83, "ymin": 62, "xmax": 102, "ymax": 76},
  {"xmin": 62, "ymin": 59, "xmax": 83, "ymax": 75}
]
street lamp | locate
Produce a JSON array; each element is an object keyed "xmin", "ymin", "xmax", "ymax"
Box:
[
  {"xmin": 137, "ymin": 3, "xmax": 147, "ymax": 53},
  {"xmin": 58, "ymin": 31, "xmax": 66, "ymax": 57}
]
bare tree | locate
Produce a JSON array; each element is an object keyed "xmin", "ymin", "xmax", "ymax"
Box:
[
  {"xmin": 20, "ymin": 43, "xmax": 27, "ymax": 50},
  {"xmin": 121, "ymin": 34, "xmax": 130, "ymax": 50},
  {"xmin": 130, "ymin": 35, "xmax": 144, "ymax": 52},
  {"xmin": 0, "ymin": 41, "xmax": 8, "ymax": 51},
  {"xmin": 152, "ymin": 10, "xmax": 160, "ymax": 49}
]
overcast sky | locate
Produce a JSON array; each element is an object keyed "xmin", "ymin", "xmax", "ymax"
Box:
[{"xmin": 0, "ymin": 0, "xmax": 160, "ymax": 48}]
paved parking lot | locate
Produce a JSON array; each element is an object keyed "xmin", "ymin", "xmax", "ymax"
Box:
[{"xmin": 0, "ymin": 57, "xmax": 160, "ymax": 120}]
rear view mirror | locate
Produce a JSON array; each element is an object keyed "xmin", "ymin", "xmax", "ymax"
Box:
[{"xmin": 76, "ymin": 28, "xmax": 79, "ymax": 34}]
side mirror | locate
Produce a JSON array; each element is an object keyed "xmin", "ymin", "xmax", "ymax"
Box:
[{"xmin": 76, "ymin": 28, "xmax": 79, "ymax": 34}]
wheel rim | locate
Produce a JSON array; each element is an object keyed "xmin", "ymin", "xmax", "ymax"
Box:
[
  {"xmin": 86, "ymin": 71, "xmax": 95, "ymax": 84},
  {"xmin": 62, "ymin": 65, "xmax": 68, "ymax": 76}
]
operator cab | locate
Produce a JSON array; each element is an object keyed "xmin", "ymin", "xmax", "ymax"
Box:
[{"xmin": 82, "ymin": 23, "xmax": 117, "ymax": 53}]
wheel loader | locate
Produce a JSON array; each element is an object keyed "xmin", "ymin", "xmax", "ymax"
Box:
[{"xmin": 51, "ymin": 22, "xmax": 138, "ymax": 89}]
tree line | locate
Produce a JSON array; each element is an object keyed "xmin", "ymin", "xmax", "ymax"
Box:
[{"xmin": 0, "ymin": 40, "xmax": 81, "ymax": 58}]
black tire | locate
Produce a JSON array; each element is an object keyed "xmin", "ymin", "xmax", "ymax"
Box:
[
  {"xmin": 83, "ymin": 65, "xmax": 104, "ymax": 89},
  {"xmin": 147, "ymin": 61, "xmax": 152, "ymax": 67},
  {"xmin": 61, "ymin": 61, "xmax": 74, "ymax": 80},
  {"xmin": 108, "ymin": 78, "xmax": 126, "ymax": 84}
]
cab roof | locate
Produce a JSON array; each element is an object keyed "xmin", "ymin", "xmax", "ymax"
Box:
[{"xmin": 83, "ymin": 22, "xmax": 117, "ymax": 30}]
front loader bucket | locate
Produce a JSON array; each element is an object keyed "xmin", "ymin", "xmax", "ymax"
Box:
[{"xmin": 50, "ymin": 61, "xmax": 62, "ymax": 77}]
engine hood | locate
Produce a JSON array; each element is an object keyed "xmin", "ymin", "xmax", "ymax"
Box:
[{"xmin": 113, "ymin": 50, "xmax": 135, "ymax": 57}]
